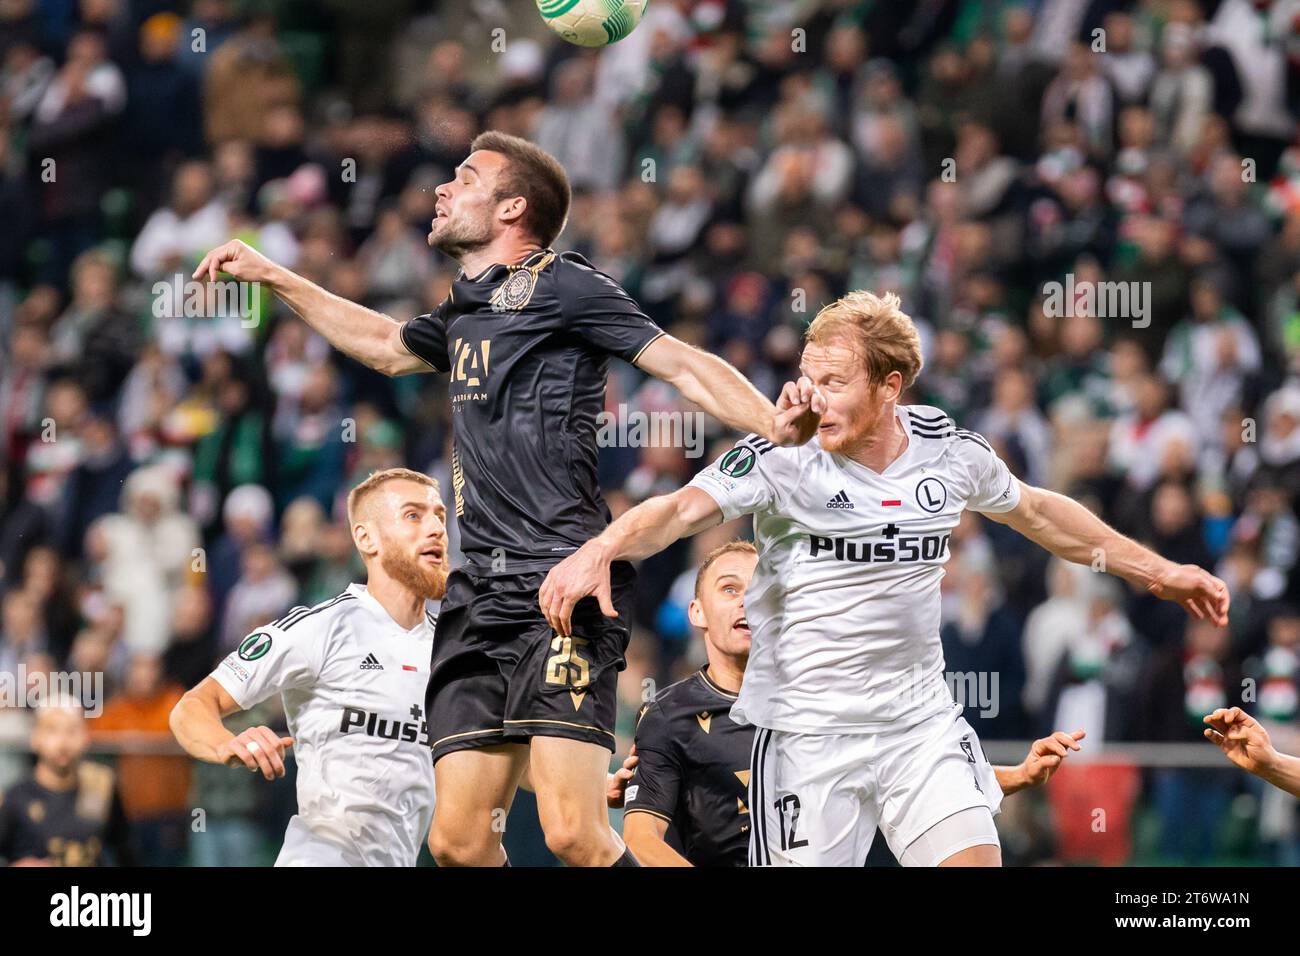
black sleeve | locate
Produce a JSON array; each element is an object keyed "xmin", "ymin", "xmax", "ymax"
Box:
[
  {"xmin": 624, "ymin": 701, "xmax": 682, "ymax": 823},
  {"xmin": 559, "ymin": 258, "xmax": 664, "ymax": 364},
  {"xmin": 399, "ymin": 301, "xmax": 451, "ymax": 372}
]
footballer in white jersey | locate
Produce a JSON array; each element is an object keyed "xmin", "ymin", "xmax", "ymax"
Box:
[
  {"xmin": 540, "ymin": 290, "xmax": 1231, "ymax": 868},
  {"xmin": 685, "ymin": 410, "xmax": 1017, "ymax": 735},
  {"xmin": 171, "ymin": 468, "xmax": 450, "ymax": 867}
]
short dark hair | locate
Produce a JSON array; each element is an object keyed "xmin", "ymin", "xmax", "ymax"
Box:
[
  {"xmin": 470, "ymin": 131, "xmax": 571, "ymax": 247},
  {"xmin": 694, "ymin": 541, "xmax": 758, "ymax": 598}
]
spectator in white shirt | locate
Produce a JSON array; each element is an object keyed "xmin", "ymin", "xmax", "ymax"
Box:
[{"xmin": 130, "ymin": 160, "xmax": 230, "ymax": 279}]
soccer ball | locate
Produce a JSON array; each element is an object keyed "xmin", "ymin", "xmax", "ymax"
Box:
[{"xmin": 534, "ymin": 0, "xmax": 647, "ymax": 48}]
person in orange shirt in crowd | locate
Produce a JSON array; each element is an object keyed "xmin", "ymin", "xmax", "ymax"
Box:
[{"xmin": 92, "ymin": 653, "xmax": 191, "ymax": 865}]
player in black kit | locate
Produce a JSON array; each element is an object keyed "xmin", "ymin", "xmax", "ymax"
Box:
[
  {"xmin": 0, "ymin": 700, "xmax": 131, "ymax": 866},
  {"xmin": 623, "ymin": 542, "xmax": 1089, "ymax": 866},
  {"xmin": 194, "ymin": 131, "xmax": 824, "ymax": 867},
  {"xmin": 623, "ymin": 542, "xmax": 758, "ymax": 866}
]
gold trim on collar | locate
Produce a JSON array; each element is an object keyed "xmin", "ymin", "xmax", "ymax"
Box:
[{"xmin": 698, "ymin": 667, "xmax": 740, "ymax": 700}]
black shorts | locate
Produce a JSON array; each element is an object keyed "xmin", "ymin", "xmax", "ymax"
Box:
[{"xmin": 425, "ymin": 562, "xmax": 636, "ymax": 764}]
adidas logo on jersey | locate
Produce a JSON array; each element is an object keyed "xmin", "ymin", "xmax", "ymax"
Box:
[
  {"xmin": 360, "ymin": 653, "xmax": 384, "ymax": 671},
  {"xmin": 826, "ymin": 490, "xmax": 855, "ymax": 509}
]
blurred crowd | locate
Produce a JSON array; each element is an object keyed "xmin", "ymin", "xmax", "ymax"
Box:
[{"xmin": 1, "ymin": 0, "xmax": 1299, "ymax": 865}]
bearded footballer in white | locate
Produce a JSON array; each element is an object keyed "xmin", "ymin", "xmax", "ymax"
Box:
[
  {"xmin": 541, "ymin": 290, "xmax": 1230, "ymax": 867},
  {"xmin": 170, "ymin": 468, "xmax": 449, "ymax": 866}
]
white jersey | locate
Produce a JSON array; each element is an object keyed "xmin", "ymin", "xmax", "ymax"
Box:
[
  {"xmin": 211, "ymin": 583, "xmax": 437, "ymax": 866},
  {"xmin": 688, "ymin": 405, "xmax": 1021, "ymax": 734}
]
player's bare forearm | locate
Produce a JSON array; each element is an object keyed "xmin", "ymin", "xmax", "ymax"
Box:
[
  {"xmin": 670, "ymin": 349, "xmax": 778, "ymax": 443},
  {"xmin": 986, "ymin": 483, "xmax": 1229, "ymax": 624},
  {"xmin": 594, "ymin": 486, "xmax": 723, "ymax": 564},
  {"xmin": 623, "ymin": 813, "xmax": 693, "ymax": 867},
  {"xmin": 540, "ymin": 488, "xmax": 721, "ymax": 636},
  {"xmin": 993, "ymin": 764, "xmax": 1031, "ymax": 796},
  {"xmin": 635, "ymin": 336, "xmax": 822, "ymax": 446},
  {"xmin": 1258, "ymin": 752, "xmax": 1300, "ymax": 798},
  {"xmin": 991, "ymin": 483, "xmax": 1167, "ymax": 586},
  {"xmin": 269, "ymin": 265, "xmax": 418, "ymax": 375},
  {"xmin": 171, "ymin": 678, "xmax": 294, "ymax": 780},
  {"xmin": 193, "ymin": 239, "xmax": 421, "ymax": 376},
  {"xmin": 169, "ymin": 688, "xmax": 237, "ymax": 764},
  {"xmin": 637, "ymin": 336, "xmax": 776, "ymax": 439}
]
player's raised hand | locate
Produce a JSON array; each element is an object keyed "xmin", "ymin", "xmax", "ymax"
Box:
[
  {"xmin": 772, "ymin": 375, "xmax": 826, "ymax": 446},
  {"xmin": 1147, "ymin": 563, "xmax": 1230, "ymax": 626},
  {"xmin": 192, "ymin": 239, "xmax": 277, "ymax": 286},
  {"xmin": 1021, "ymin": 729, "xmax": 1085, "ymax": 787},
  {"xmin": 606, "ymin": 745, "xmax": 639, "ymax": 808},
  {"xmin": 539, "ymin": 539, "xmax": 618, "ymax": 638},
  {"xmin": 216, "ymin": 726, "xmax": 294, "ymax": 780},
  {"xmin": 1203, "ymin": 707, "xmax": 1276, "ymax": 775}
]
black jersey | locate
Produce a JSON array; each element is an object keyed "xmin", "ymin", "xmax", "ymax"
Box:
[
  {"xmin": 400, "ymin": 250, "xmax": 664, "ymax": 575},
  {"xmin": 0, "ymin": 765, "xmax": 130, "ymax": 866},
  {"xmin": 625, "ymin": 667, "xmax": 753, "ymax": 867}
]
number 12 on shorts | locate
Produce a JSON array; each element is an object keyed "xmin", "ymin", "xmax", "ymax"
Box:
[{"xmin": 774, "ymin": 794, "xmax": 808, "ymax": 851}]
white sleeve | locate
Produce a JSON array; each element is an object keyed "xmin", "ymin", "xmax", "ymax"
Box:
[
  {"xmin": 129, "ymin": 211, "xmax": 172, "ymax": 277},
  {"xmin": 211, "ymin": 622, "xmax": 323, "ymax": 710},
  {"xmin": 686, "ymin": 437, "xmax": 782, "ymax": 521},
  {"xmin": 962, "ymin": 431, "xmax": 1022, "ymax": 514}
]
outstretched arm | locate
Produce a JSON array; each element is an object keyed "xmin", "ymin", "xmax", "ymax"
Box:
[
  {"xmin": 1204, "ymin": 707, "xmax": 1300, "ymax": 797},
  {"xmin": 983, "ymin": 481, "xmax": 1229, "ymax": 626},
  {"xmin": 539, "ymin": 486, "xmax": 724, "ymax": 636},
  {"xmin": 635, "ymin": 335, "xmax": 826, "ymax": 447},
  {"xmin": 192, "ymin": 239, "xmax": 426, "ymax": 376}
]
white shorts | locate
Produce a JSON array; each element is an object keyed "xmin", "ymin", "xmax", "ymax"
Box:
[
  {"xmin": 274, "ymin": 815, "xmax": 422, "ymax": 867},
  {"xmin": 747, "ymin": 705, "xmax": 1002, "ymax": 866}
]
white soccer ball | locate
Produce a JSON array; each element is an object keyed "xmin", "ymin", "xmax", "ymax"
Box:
[{"xmin": 534, "ymin": 0, "xmax": 648, "ymax": 48}]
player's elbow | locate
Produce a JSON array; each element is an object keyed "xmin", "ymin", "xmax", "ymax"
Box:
[
  {"xmin": 373, "ymin": 323, "xmax": 424, "ymax": 377},
  {"xmin": 171, "ymin": 682, "xmax": 223, "ymax": 744},
  {"xmin": 668, "ymin": 488, "xmax": 696, "ymax": 523},
  {"xmin": 1016, "ymin": 484, "xmax": 1042, "ymax": 519},
  {"xmin": 373, "ymin": 348, "xmax": 415, "ymax": 377},
  {"xmin": 168, "ymin": 695, "xmax": 193, "ymax": 745},
  {"xmin": 1003, "ymin": 481, "xmax": 1047, "ymax": 531},
  {"xmin": 670, "ymin": 487, "xmax": 722, "ymax": 535}
]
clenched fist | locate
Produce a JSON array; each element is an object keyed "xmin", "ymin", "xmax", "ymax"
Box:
[{"xmin": 216, "ymin": 725, "xmax": 294, "ymax": 780}]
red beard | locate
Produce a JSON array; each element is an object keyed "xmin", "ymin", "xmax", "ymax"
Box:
[{"xmin": 380, "ymin": 548, "xmax": 449, "ymax": 601}]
